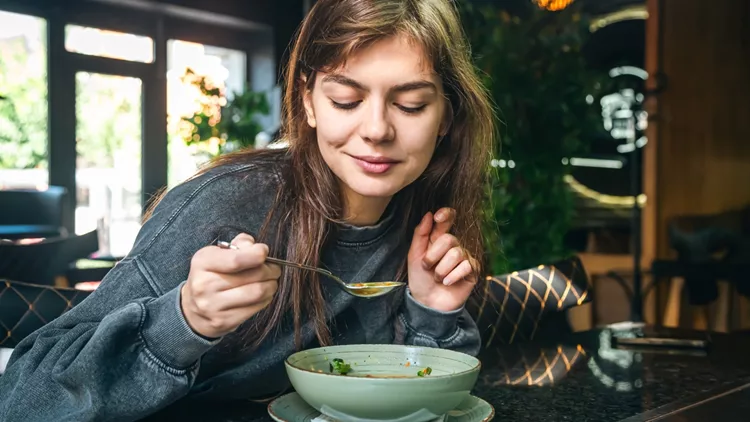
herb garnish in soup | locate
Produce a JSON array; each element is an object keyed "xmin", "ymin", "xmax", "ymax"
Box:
[
  {"xmin": 417, "ymin": 367, "xmax": 433, "ymax": 377},
  {"xmin": 329, "ymin": 358, "xmax": 352, "ymax": 375},
  {"xmin": 328, "ymin": 358, "xmax": 432, "ymax": 378}
]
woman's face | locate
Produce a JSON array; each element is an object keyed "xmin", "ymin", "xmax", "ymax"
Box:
[{"xmin": 304, "ymin": 35, "xmax": 448, "ymax": 204}]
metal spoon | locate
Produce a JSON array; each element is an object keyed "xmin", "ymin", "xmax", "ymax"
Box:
[{"xmin": 215, "ymin": 240, "xmax": 405, "ymax": 298}]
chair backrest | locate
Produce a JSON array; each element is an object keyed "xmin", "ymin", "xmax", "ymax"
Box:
[
  {"xmin": 667, "ymin": 206, "xmax": 750, "ymax": 305},
  {"xmin": 469, "ymin": 256, "xmax": 591, "ymax": 347},
  {"xmin": 0, "ymin": 279, "xmax": 92, "ymax": 348},
  {"xmin": 0, "ymin": 230, "xmax": 99, "ymax": 285},
  {"xmin": 0, "ymin": 186, "xmax": 67, "ymax": 228}
]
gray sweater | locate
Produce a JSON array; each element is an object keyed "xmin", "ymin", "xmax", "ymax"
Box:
[{"xmin": 0, "ymin": 155, "xmax": 480, "ymax": 422}]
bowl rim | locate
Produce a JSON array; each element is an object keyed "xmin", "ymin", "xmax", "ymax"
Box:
[{"xmin": 284, "ymin": 344, "xmax": 482, "ymax": 380}]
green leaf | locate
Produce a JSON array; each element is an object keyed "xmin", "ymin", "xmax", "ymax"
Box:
[
  {"xmin": 330, "ymin": 358, "xmax": 352, "ymax": 375},
  {"xmin": 456, "ymin": 0, "xmax": 613, "ymax": 271}
]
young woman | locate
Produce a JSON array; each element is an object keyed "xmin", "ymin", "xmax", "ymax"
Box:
[{"xmin": 0, "ymin": 0, "xmax": 495, "ymax": 420}]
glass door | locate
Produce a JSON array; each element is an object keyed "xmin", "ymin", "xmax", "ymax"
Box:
[
  {"xmin": 75, "ymin": 72, "xmax": 143, "ymax": 256},
  {"xmin": 62, "ymin": 24, "xmax": 156, "ymax": 257}
]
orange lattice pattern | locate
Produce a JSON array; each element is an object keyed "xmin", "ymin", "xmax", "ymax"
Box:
[
  {"xmin": 471, "ymin": 257, "xmax": 591, "ymax": 346},
  {"xmin": 0, "ymin": 279, "xmax": 92, "ymax": 347},
  {"xmin": 479, "ymin": 345, "xmax": 587, "ymax": 387}
]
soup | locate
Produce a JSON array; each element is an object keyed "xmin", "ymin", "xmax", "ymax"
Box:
[
  {"xmin": 348, "ymin": 282, "xmax": 402, "ymax": 296},
  {"xmin": 329, "ymin": 357, "xmax": 432, "ymax": 377}
]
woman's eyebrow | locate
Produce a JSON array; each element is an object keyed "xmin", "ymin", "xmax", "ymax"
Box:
[
  {"xmin": 321, "ymin": 74, "xmax": 366, "ymax": 90},
  {"xmin": 321, "ymin": 74, "xmax": 436, "ymax": 93},
  {"xmin": 391, "ymin": 80, "xmax": 436, "ymax": 93}
]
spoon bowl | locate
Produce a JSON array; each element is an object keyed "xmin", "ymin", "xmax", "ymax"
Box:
[{"xmin": 216, "ymin": 241, "xmax": 405, "ymax": 298}]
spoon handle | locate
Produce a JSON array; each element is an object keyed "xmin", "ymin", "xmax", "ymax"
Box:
[
  {"xmin": 264, "ymin": 256, "xmax": 340, "ymax": 282},
  {"xmin": 215, "ymin": 241, "xmax": 343, "ymax": 284}
]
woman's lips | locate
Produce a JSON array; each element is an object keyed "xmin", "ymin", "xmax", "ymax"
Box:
[{"xmin": 350, "ymin": 155, "xmax": 400, "ymax": 174}]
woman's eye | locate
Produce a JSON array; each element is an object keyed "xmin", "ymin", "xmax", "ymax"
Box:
[
  {"xmin": 396, "ymin": 104, "xmax": 427, "ymax": 114},
  {"xmin": 330, "ymin": 100, "xmax": 361, "ymax": 110}
]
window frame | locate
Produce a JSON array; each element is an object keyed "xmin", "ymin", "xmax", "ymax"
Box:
[{"xmin": 0, "ymin": 0, "xmax": 274, "ymax": 234}]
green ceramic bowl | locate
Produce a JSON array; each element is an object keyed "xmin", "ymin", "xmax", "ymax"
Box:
[{"xmin": 284, "ymin": 344, "xmax": 481, "ymax": 422}]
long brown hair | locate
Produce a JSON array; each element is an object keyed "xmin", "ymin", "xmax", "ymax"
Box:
[{"xmin": 149, "ymin": 0, "xmax": 495, "ymax": 352}]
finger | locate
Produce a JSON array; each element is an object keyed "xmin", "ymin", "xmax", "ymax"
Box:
[
  {"xmin": 230, "ymin": 233, "xmax": 255, "ymax": 248},
  {"xmin": 429, "ymin": 208, "xmax": 456, "ymax": 243},
  {"xmin": 443, "ymin": 259, "xmax": 475, "ymax": 286},
  {"xmin": 217, "ymin": 263, "xmax": 282, "ymax": 291},
  {"xmin": 217, "ymin": 279, "xmax": 278, "ymax": 310},
  {"xmin": 222, "ymin": 295, "xmax": 276, "ymax": 333},
  {"xmin": 433, "ymin": 246, "xmax": 466, "ymax": 280},
  {"xmin": 422, "ymin": 234, "xmax": 460, "ymax": 269},
  {"xmin": 408, "ymin": 212, "xmax": 434, "ymax": 261},
  {"xmin": 194, "ymin": 242, "xmax": 269, "ymax": 274}
]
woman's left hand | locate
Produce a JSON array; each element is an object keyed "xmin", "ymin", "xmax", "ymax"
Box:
[{"xmin": 407, "ymin": 208, "xmax": 478, "ymax": 312}]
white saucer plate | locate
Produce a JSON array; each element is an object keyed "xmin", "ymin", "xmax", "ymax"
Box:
[{"xmin": 267, "ymin": 392, "xmax": 494, "ymax": 422}]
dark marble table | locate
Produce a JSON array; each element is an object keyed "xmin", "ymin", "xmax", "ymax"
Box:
[{"xmin": 145, "ymin": 323, "xmax": 750, "ymax": 421}]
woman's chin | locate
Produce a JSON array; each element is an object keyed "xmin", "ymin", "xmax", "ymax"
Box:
[
  {"xmin": 345, "ymin": 180, "xmax": 404, "ymax": 199},
  {"xmin": 351, "ymin": 187, "xmax": 400, "ymax": 199}
]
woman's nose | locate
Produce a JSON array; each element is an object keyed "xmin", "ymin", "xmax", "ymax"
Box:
[{"xmin": 359, "ymin": 102, "xmax": 394, "ymax": 144}]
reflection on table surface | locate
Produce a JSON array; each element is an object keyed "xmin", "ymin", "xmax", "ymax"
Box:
[{"xmin": 143, "ymin": 323, "xmax": 750, "ymax": 422}]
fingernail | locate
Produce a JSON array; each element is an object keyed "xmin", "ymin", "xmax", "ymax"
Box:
[
  {"xmin": 443, "ymin": 277, "xmax": 452, "ymax": 285},
  {"xmin": 435, "ymin": 211, "xmax": 445, "ymax": 222}
]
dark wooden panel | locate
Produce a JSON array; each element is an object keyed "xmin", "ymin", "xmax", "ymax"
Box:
[{"xmin": 644, "ymin": 0, "xmax": 750, "ymax": 259}]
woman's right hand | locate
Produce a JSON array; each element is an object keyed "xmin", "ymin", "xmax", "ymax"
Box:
[{"xmin": 180, "ymin": 233, "xmax": 281, "ymax": 339}]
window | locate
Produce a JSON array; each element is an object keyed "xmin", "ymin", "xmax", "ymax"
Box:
[
  {"xmin": 65, "ymin": 24, "xmax": 154, "ymax": 63},
  {"xmin": 166, "ymin": 40, "xmax": 247, "ymax": 187},
  {"xmin": 0, "ymin": 11, "xmax": 48, "ymax": 189},
  {"xmin": 75, "ymin": 72, "xmax": 143, "ymax": 256}
]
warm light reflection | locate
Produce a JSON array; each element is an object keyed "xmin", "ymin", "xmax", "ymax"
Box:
[
  {"xmin": 564, "ymin": 175, "xmax": 647, "ymax": 207},
  {"xmin": 533, "ymin": 0, "xmax": 575, "ymax": 11},
  {"xmin": 589, "ymin": 6, "xmax": 649, "ymax": 33}
]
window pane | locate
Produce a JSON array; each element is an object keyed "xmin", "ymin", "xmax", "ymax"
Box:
[
  {"xmin": 76, "ymin": 72, "xmax": 142, "ymax": 257},
  {"xmin": 65, "ymin": 25, "xmax": 154, "ymax": 63},
  {"xmin": 0, "ymin": 11, "xmax": 48, "ymax": 189},
  {"xmin": 166, "ymin": 40, "xmax": 246, "ymax": 187}
]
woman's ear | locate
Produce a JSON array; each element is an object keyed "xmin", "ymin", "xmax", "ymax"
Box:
[{"xmin": 301, "ymin": 76, "xmax": 317, "ymax": 128}]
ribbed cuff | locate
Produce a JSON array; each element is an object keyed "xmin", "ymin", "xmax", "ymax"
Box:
[
  {"xmin": 140, "ymin": 281, "xmax": 220, "ymax": 370},
  {"xmin": 403, "ymin": 289, "xmax": 463, "ymax": 340}
]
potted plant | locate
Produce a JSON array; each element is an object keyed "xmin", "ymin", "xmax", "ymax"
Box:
[
  {"xmin": 458, "ymin": 0, "xmax": 612, "ymax": 273},
  {"xmin": 180, "ymin": 68, "xmax": 271, "ymax": 157}
]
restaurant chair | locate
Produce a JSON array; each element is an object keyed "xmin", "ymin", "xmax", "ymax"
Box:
[
  {"xmin": 0, "ymin": 279, "xmax": 93, "ymax": 349},
  {"xmin": 657, "ymin": 206, "xmax": 750, "ymax": 331},
  {"xmin": 0, "ymin": 186, "xmax": 68, "ymax": 240},
  {"xmin": 0, "ymin": 230, "xmax": 99, "ymax": 286},
  {"xmin": 469, "ymin": 256, "xmax": 592, "ymax": 347}
]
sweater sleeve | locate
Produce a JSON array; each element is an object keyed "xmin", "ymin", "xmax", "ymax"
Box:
[
  {"xmin": 0, "ymin": 260, "xmax": 218, "ymax": 422},
  {"xmin": 0, "ymin": 163, "xmax": 277, "ymax": 422},
  {"xmin": 395, "ymin": 288, "xmax": 481, "ymax": 356}
]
